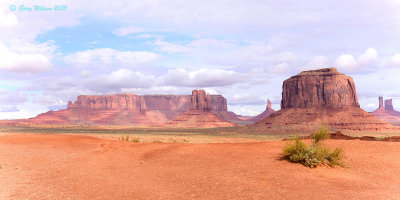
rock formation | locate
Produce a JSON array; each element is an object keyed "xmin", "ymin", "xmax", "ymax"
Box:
[
  {"xmin": 385, "ymin": 99, "xmax": 395, "ymax": 111},
  {"xmin": 253, "ymin": 68, "xmax": 396, "ymax": 133},
  {"xmin": 379, "ymin": 96, "xmax": 384, "ymax": 109},
  {"xmin": 281, "ymin": 68, "xmax": 359, "ymax": 109},
  {"xmin": 26, "ymin": 92, "xmax": 240, "ymax": 126},
  {"xmin": 191, "ymin": 90, "xmax": 211, "ymax": 110},
  {"xmin": 249, "ymin": 99, "xmax": 276, "ymax": 123},
  {"xmin": 167, "ymin": 90, "xmax": 236, "ymax": 128},
  {"xmin": 372, "ymin": 97, "xmax": 400, "ymax": 125}
]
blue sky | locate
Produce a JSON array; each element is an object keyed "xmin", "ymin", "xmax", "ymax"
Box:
[{"xmin": 0, "ymin": 0, "xmax": 400, "ymax": 119}]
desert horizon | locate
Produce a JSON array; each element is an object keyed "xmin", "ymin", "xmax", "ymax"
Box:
[{"xmin": 1, "ymin": 0, "xmax": 400, "ymax": 199}]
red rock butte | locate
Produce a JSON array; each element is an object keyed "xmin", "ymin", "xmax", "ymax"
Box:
[
  {"xmin": 25, "ymin": 91, "xmax": 241, "ymax": 126},
  {"xmin": 249, "ymin": 99, "xmax": 275, "ymax": 123},
  {"xmin": 372, "ymin": 97, "xmax": 400, "ymax": 124},
  {"xmin": 167, "ymin": 90, "xmax": 236, "ymax": 128},
  {"xmin": 253, "ymin": 68, "xmax": 397, "ymax": 133}
]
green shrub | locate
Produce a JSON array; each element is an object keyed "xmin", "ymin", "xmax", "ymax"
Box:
[
  {"xmin": 283, "ymin": 129, "xmax": 344, "ymax": 168},
  {"xmin": 311, "ymin": 127, "xmax": 330, "ymax": 144},
  {"xmin": 326, "ymin": 148, "xmax": 343, "ymax": 166},
  {"xmin": 131, "ymin": 137, "xmax": 140, "ymax": 143}
]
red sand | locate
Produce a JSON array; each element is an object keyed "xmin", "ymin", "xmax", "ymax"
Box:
[{"xmin": 1, "ymin": 134, "xmax": 400, "ymax": 199}]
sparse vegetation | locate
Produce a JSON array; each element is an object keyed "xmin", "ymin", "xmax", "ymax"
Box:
[
  {"xmin": 152, "ymin": 139, "xmax": 163, "ymax": 143},
  {"xmin": 311, "ymin": 127, "xmax": 330, "ymax": 144},
  {"xmin": 131, "ymin": 137, "xmax": 140, "ymax": 143},
  {"xmin": 283, "ymin": 129, "xmax": 344, "ymax": 168}
]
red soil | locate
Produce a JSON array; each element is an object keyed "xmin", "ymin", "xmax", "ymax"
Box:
[{"xmin": 1, "ymin": 134, "xmax": 400, "ymax": 199}]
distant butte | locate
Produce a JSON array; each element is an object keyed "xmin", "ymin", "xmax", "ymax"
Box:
[
  {"xmin": 253, "ymin": 68, "xmax": 396, "ymax": 133},
  {"xmin": 249, "ymin": 99, "xmax": 275, "ymax": 123},
  {"xmin": 372, "ymin": 97, "xmax": 400, "ymax": 124},
  {"xmin": 166, "ymin": 90, "xmax": 236, "ymax": 128}
]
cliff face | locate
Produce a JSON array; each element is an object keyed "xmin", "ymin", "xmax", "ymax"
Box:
[
  {"xmin": 67, "ymin": 93, "xmax": 227, "ymax": 112},
  {"xmin": 281, "ymin": 68, "xmax": 359, "ymax": 109},
  {"xmin": 166, "ymin": 90, "xmax": 236, "ymax": 128},
  {"xmin": 385, "ymin": 99, "xmax": 395, "ymax": 111},
  {"xmin": 28, "ymin": 91, "xmax": 235, "ymax": 125},
  {"xmin": 254, "ymin": 68, "xmax": 396, "ymax": 133},
  {"xmin": 68, "ymin": 94, "xmax": 146, "ymax": 111}
]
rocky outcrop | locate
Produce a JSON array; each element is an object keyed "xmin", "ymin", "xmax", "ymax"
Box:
[
  {"xmin": 27, "ymin": 91, "xmax": 239, "ymax": 126},
  {"xmin": 191, "ymin": 90, "xmax": 210, "ymax": 110},
  {"xmin": 281, "ymin": 68, "xmax": 359, "ymax": 109},
  {"xmin": 385, "ymin": 99, "xmax": 395, "ymax": 111},
  {"xmin": 372, "ymin": 97, "xmax": 400, "ymax": 125},
  {"xmin": 249, "ymin": 99, "xmax": 276, "ymax": 123},
  {"xmin": 379, "ymin": 97, "xmax": 384, "ymax": 109},
  {"xmin": 167, "ymin": 90, "xmax": 236, "ymax": 128},
  {"xmin": 253, "ymin": 68, "xmax": 396, "ymax": 133}
]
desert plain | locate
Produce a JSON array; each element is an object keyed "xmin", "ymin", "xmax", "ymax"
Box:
[{"xmin": 0, "ymin": 125, "xmax": 400, "ymax": 200}]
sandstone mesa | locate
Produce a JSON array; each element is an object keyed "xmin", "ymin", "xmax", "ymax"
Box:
[{"xmin": 253, "ymin": 68, "xmax": 397, "ymax": 133}]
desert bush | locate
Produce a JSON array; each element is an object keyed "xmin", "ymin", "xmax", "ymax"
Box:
[
  {"xmin": 311, "ymin": 127, "xmax": 330, "ymax": 144},
  {"xmin": 131, "ymin": 137, "xmax": 140, "ymax": 143},
  {"xmin": 283, "ymin": 129, "xmax": 343, "ymax": 167}
]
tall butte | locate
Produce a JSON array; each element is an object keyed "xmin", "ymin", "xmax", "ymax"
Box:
[
  {"xmin": 253, "ymin": 68, "xmax": 396, "ymax": 133},
  {"xmin": 167, "ymin": 90, "xmax": 236, "ymax": 128}
]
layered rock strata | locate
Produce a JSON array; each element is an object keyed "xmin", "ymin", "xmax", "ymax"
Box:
[
  {"xmin": 27, "ymin": 92, "xmax": 240, "ymax": 126},
  {"xmin": 167, "ymin": 90, "xmax": 236, "ymax": 128},
  {"xmin": 254, "ymin": 68, "xmax": 396, "ymax": 133}
]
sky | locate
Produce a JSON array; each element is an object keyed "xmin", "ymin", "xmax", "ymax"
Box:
[{"xmin": 0, "ymin": 0, "xmax": 400, "ymax": 119}]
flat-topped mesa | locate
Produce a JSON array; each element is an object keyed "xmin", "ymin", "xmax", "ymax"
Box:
[
  {"xmin": 68, "ymin": 93, "xmax": 146, "ymax": 111},
  {"xmin": 254, "ymin": 67, "xmax": 397, "ymax": 133},
  {"xmin": 27, "ymin": 90, "xmax": 239, "ymax": 125},
  {"xmin": 385, "ymin": 99, "xmax": 394, "ymax": 111},
  {"xmin": 191, "ymin": 90, "xmax": 211, "ymax": 110},
  {"xmin": 67, "ymin": 93, "xmax": 227, "ymax": 112},
  {"xmin": 281, "ymin": 68, "xmax": 360, "ymax": 109}
]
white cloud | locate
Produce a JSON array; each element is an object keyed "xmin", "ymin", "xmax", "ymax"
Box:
[
  {"xmin": 0, "ymin": 105, "xmax": 19, "ymax": 113},
  {"xmin": 335, "ymin": 48, "xmax": 378, "ymax": 73},
  {"xmin": 0, "ymin": 90, "xmax": 27, "ymax": 104},
  {"xmin": 154, "ymin": 39, "xmax": 190, "ymax": 54},
  {"xmin": 0, "ymin": 12, "xmax": 18, "ymax": 27},
  {"xmin": 306, "ymin": 56, "xmax": 329, "ymax": 69},
  {"xmin": 86, "ymin": 69, "xmax": 157, "ymax": 92},
  {"xmin": 0, "ymin": 44, "xmax": 52, "ymax": 73},
  {"xmin": 113, "ymin": 26, "xmax": 146, "ymax": 36},
  {"xmin": 228, "ymin": 105, "xmax": 266, "ymax": 116},
  {"xmin": 64, "ymin": 48, "xmax": 161, "ymax": 67},
  {"xmin": 392, "ymin": 54, "xmax": 400, "ymax": 66},
  {"xmin": 230, "ymin": 93, "xmax": 266, "ymax": 105},
  {"xmin": 79, "ymin": 70, "xmax": 93, "ymax": 78},
  {"xmin": 163, "ymin": 68, "xmax": 245, "ymax": 87}
]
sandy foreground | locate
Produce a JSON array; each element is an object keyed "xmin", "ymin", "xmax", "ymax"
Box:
[{"xmin": 0, "ymin": 133, "xmax": 400, "ymax": 200}]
